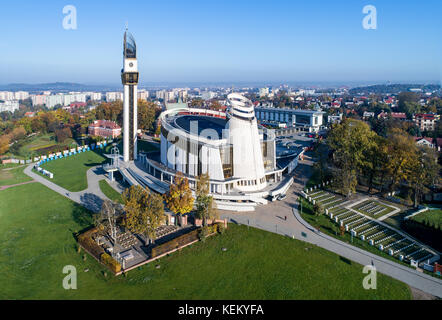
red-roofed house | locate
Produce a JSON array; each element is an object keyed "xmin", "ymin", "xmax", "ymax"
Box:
[
  {"xmin": 88, "ymin": 120, "xmax": 121, "ymax": 138},
  {"xmin": 378, "ymin": 111, "xmax": 407, "ymax": 121},
  {"xmin": 415, "ymin": 137, "xmax": 434, "ymax": 149},
  {"xmin": 413, "ymin": 113, "xmax": 440, "ymax": 131}
]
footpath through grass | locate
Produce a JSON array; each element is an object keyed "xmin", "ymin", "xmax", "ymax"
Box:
[
  {"xmin": 39, "ymin": 151, "xmax": 107, "ymax": 192},
  {"xmin": 0, "ymin": 183, "xmax": 411, "ymax": 300},
  {"xmin": 99, "ymin": 179, "xmax": 124, "ymax": 204},
  {"xmin": 0, "ymin": 165, "xmax": 32, "ymax": 186}
]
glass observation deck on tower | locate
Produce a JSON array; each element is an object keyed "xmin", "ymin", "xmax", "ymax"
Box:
[{"xmin": 124, "ymin": 31, "xmax": 136, "ymax": 59}]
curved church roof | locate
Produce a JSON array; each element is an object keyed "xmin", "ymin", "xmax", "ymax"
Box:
[{"xmin": 123, "ymin": 31, "xmax": 137, "ymax": 59}]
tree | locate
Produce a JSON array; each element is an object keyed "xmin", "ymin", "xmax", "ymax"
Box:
[
  {"xmin": 409, "ymin": 146, "xmax": 440, "ymax": 207},
  {"xmin": 10, "ymin": 126, "xmax": 26, "ymax": 141},
  {"xmin": 385, "ymin": 128, "xmax": 417, "ymax": 191},
  {"xmin": 313, "ymin": 142, "xmax": 330, "ymax": 183},
  {"xmin": 398, "ymin": 92, "xmax": 420, "ymax": 118},
  {"xmin": 327, "ymin": 119, "xmax": 377, "ymax": 197},
  {"xmin": 363, "ymin": 135, "xmax": 389, "ymax": 193},
  {"xmin": 195, "ymin": 173, "xmax": 218, "ymax": 226},
  {"xmin": 313, "ymin": 202, "xmax": 324, "ymax": 216},
  {"xmin": 164, "ymin": 172, "xmax": 194, "ymax": 218},
  {"xmin": 122, "ymin": 185, "xmax": 165, "ymax": 244},
  {"xmin": 55, "ymin": 127, "xmax": 72, "ymax": 143},
  {"xmin": 208, "ymin": 100, "xmax": 223, "ymax": 111},
  {"xmin": 190, "ymin": 98, "xmax": 204, "ymax": 108},
  {"xmin": 138, "ymin": 100, "xmax": 158, "ymax": 132},
  {"xmin": 0, "ymin": 135, "xmax": 10, "ymax": 155}
]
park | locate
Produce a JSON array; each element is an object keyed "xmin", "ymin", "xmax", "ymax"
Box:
[{"xmin": 0, "ymin": 151, "xmax": 414, "ymax": 299}]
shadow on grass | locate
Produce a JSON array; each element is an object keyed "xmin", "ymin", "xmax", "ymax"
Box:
[
  {"xmin": 79, "ymin": 192, "xmax": 103, "ymax": 214},
  {"xmin": 339, "ymin": 256, "xmax": 352, "ymax": 265},
  {"xmin": 72, "ymin": 202, "xmax": 94, "ymax": 227}
]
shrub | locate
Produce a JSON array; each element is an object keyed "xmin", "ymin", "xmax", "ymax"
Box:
[
  {"xmin": 151, "ymin": 229, "xmax": 199, "ymax": 258},
  {"xmin": 216, "ymin": 223, "xmax": 226, "ymax": 234},
  {"xmin": 199, "ymin": 226, "xmax": 209, "ymax": 241},
  {"xmin": 77, "ymin": 227, "xmax": 105, "ymax": 260},
  {"xmin": 101, "ymin": 253, "xmax": 121, "ymax": 273}
]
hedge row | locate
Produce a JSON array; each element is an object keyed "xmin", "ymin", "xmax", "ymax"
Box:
[
  {"xmin": 101, "ymin": 253, "xmax": 122, "ymax": 273},
  {"xmin": 77, "ymin": 227, "xmax": 105, "ymax": 260},
  {"xmin": 151, "ymin": 223, "xmax": 226, "ymax": 258},
  {"xmin": 151, "ymin": 229, "xmax": 200, "ymax": 258}
]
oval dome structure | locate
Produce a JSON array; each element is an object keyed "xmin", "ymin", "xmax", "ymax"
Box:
[{"xmin": 227, "ymin": 93, "xmax": 255, "ymax": 120}]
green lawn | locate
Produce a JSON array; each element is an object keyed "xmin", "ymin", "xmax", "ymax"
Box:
[
  {"xmin": 0, "ymin": 166, "xmax": 32, "ymax": 186},
  {"xmin": 412, "ymin": 209, "xmax": 442, "ymax": 229},
  {"xmin": 137, "ymin": 140, "xmax": 159, "ymax": 153},
  {"xmin": 11, "ymin": 133, "xmax": 77, "ymax": 158},
  {"xmin": 99, "ymin": 179, "xmax": 124, "ymax": 204},
  {"xmin": 0, "ymin": 183, "xmax": 411, "ymax": 300},
  {"xmin": 39, "ymin": 151, "xmax": 107, "ymax": 192}
]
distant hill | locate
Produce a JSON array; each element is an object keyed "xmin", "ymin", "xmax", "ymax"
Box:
[
  {"xmin": 349, "ymin": 84, "xmax": 441, "ymax": 95},
  {"xmin": 0, "ymin": 82, "xmax": 119, "ymax": 92}
]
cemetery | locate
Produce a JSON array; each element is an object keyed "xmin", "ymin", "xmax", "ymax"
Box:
[{"xmin": 302, "ymin": 186, "xmax": 440, "ymax": 269}]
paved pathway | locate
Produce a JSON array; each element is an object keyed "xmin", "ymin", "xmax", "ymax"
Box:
[{"xmin": 24, "ymin": 163, "xmax": 111, "ymax": 213}]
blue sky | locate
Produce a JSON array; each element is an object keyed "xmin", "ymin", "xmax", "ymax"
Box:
[{"xmin": 0, "ymin": 0, "xmax": 441, "ymax": 85}]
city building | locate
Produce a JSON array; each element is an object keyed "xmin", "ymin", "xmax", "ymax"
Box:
[
  {"xmin": 259, "ymin": 87, "xmax": 269, "ymax": 97},
  {"xmin": 14, "ymin": 91, "xmax": 29, "ymax": 100},
  {"xmin": 378, "ymin": 111, "xmax": 407, "ymax": 121},
  {"xmin": 0, "ymin": 100, "xmax": 19, "ymax": 113},
  {"xmin": 106, "ymin": 91, "xmax": 123, "ymax": 102},
  {"xmin": 138, "ymin": 89, "xmax": 149, "ymax": 101},
  {"xmin": 254, "ymin": 106, "xmax": 325, "ymax": 132},
  {"xmin": 31, "ymin": 94, "xmax": 48, "ymax": 106},
  {"xmin": 87, "ymin": 92, "xmax": 103, "ymax": 101},
  {"xmin": 46, "ymin": 94, "xmax": 64, "ymax": 108},
  {"xmin": 0, "ymin": 91, "xmax": 15, "ymax": 101},
  {"xmin": 413, "ymin": 113, "xmax": 440, "ymax": 131},
  {"xmin": 88, "ymin": 120, "xmax": 122, "ymax": 138},
  {"xmin": 328, "ymin": 113, "xmax": 343, "ymax": 124},
  {"xmin": 363, "ymin": 111, "xmax": 375, "ymax": 120}
]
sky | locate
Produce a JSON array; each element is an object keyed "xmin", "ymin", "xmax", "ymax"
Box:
[{"xmin": 0, "ymin": 0, "xmax": 441, "ymax": 85}]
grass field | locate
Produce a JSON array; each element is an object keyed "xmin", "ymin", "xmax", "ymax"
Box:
[
  {"xmin": 412, "ymin": 209, "xmax": 442, "ymax": 229},
  {"xmin": 0, "ymin": 182, "xmax": 411, "ymax": 300},
  {"xmin": 99, "ymin": 179, "xmax": 124, "ymax": 204},
  {"xmin": 138, "ymin": 140, "xmax": 160, "ymax": 153},
  {"xmin": 12, "ymin": 133, "xmax": 77, "ymax": 158},
  {"xmin": 0, "ymin": 165, "xmax": 32, "ymax": 186},
  {"xmin": 39, "ymin": 151, "xmax": 107, "ymax": 192}
]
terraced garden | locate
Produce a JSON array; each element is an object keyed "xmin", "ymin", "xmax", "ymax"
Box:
[
  {"xmin": 352, "ymin": 200, "xmax": 397, "ymax": 219},
  {"xmin": 303, "ymin": 189, "xmax": 439, "ymax": 268}
]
